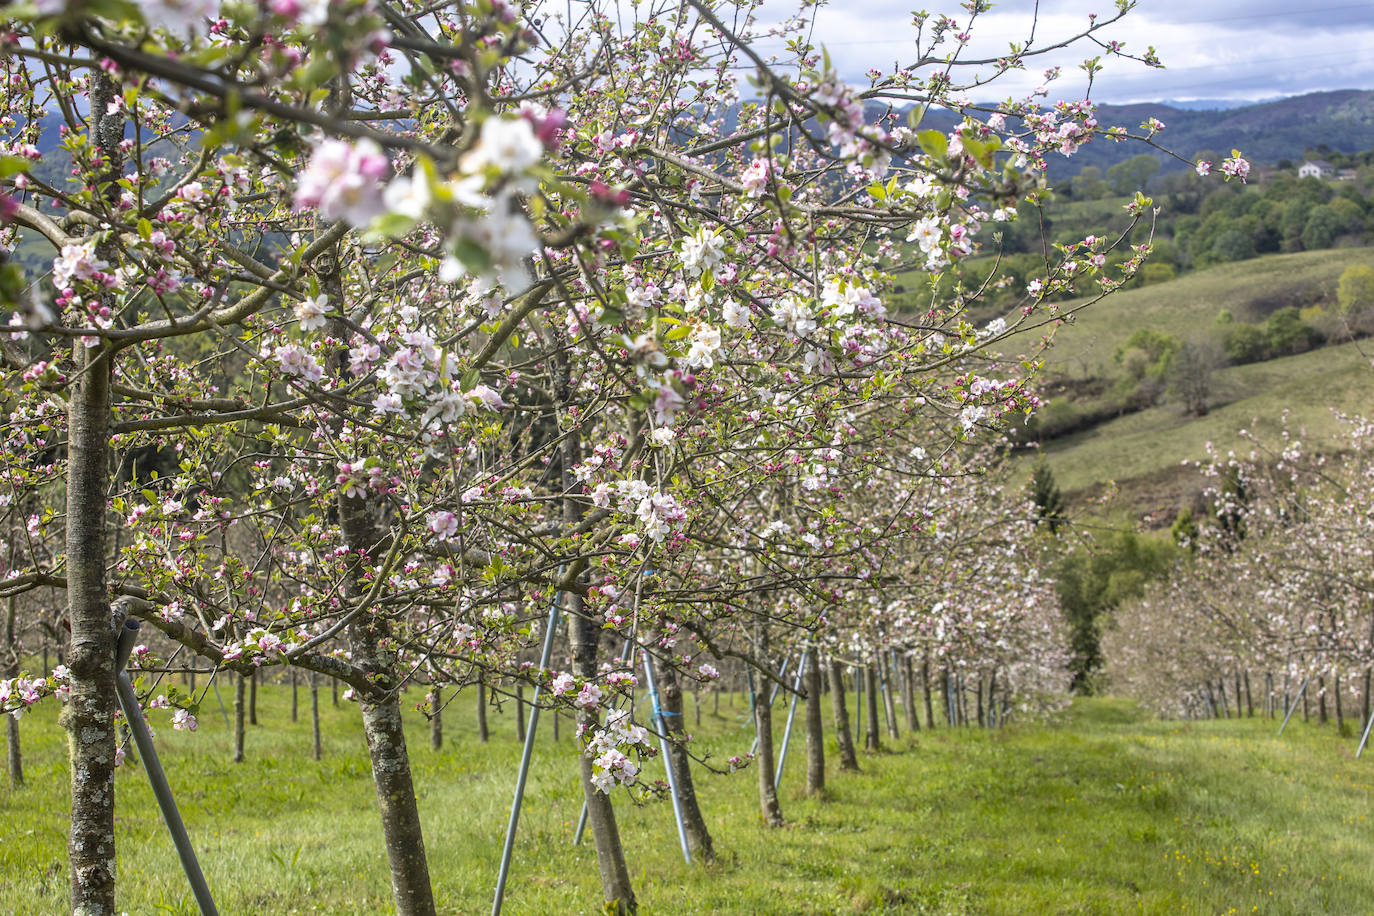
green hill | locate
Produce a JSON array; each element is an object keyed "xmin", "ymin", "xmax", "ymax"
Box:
[{"xmin": 1027, "ymin": 249, "xmax": 1374, "ymax": 520}]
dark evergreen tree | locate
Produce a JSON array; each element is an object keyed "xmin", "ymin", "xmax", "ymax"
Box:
[{"xmin": 1028, "ymin": 457, "xmax": 1068, "ymax": 535}]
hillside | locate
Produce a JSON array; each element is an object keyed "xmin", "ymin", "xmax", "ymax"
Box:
[{"xmin": 1027, "ymin": 249, "xmax": 1374, "ymax": 520}]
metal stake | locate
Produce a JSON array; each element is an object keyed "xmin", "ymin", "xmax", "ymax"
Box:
[
  {"xmin": 1357, "ymin": 704, "xmax": 1374, "ymax": 758},
  {"xmin": 113, "ymin": 619, "xmax": 218, "ymax": 916},
  {"xmin": 642, "ymin": 654, "xmax": 691, "ymax": 864},
  {"xmin": 1278, "ymin": 675, "xmax": 1310, "ymax": 737},
  {"xmin": 492, "ymin": 591, "xmax": 563, "ymax": 916},
  {"xmin": 749, "ymin": 655, "xmax": 792, "ymax": 755},
  {"xmin": 774, "ymin": 648, "xmax": 808, "ymax": 791}
]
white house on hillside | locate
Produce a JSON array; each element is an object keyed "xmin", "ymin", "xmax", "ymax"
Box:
[{"xmin": 1298, "ymin": 159, "xmax": 1336, "ymax": 180}]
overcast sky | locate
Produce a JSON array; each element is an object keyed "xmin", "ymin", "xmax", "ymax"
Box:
[{"xmin": 749, "ymin": 1, "xmax": 1374, "ymax": 105}]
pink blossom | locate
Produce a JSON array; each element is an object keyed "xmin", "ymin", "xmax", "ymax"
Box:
[
  {"xmin": 294, "ymin": 139, "xmax": 391, "ymax": 226},
  {"xmin": 428, "ymin": 510, "xmax": 459, "ymax": 541}
]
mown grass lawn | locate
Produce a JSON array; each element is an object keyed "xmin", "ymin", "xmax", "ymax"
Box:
[{"xmin": 2, "ymin": 687, "xmax": 1371, "ymax": 914}]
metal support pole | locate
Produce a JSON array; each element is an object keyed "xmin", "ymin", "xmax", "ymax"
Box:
[
  {"xmin": 774, "ymin": 648, "xmax": 808, "ymax": 791},
  {"xmin": 641, "ymin": 655, "xmax": 691, "ymax": 864},
  {"xmin": 1357, "ymin": 704, "xmax": 1374, "ymax": 759},
  {"xmin": 749, "ymin": 655, "xmax": 792, "ymax": 755},
  {"xmin": 572, "ymin": 801, "xmax": 589, "ymax": 845},
  {"xmin": 492, "ymin": 591, "xmax": 563, "ymax": 916},
  {"xmin": 209, "ymin": 672, "xmax": 229, "ymax": 726},
  {"xmin": 113, "ymin": 620, "xmax": 218, "ymax": 916},
  {"xmin": 1278, "ymin": 675, "xmax": 1310, "ymax": 737}
]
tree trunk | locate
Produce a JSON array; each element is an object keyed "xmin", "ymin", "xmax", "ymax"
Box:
[
  {"xmin": 864, "ymin": 664, "xmax": 882, "ymax": 750},
  {"xmin": 249, "ymin": 670, "xmax": 259, "ymax": 726},
  {"xmin": 648, "ymin": 645, "xmax": 714, "ymax": 861},
  {"xmin": 569, "ymin": 593, "xmax": 637, "ymax": 912},
  {"xmin": 233, "ymin": 674, "xmax": 247, "ymax": 763},
  {"xmin": 827, "ymin": 659, "xmax": 859, "ymax": 771},
  {"xmin": 803, "ymin": 650, "xmax": 825, "ymax": 795},
  {"xmin": 311, "ymin": 673, "xmax": 323, "ymax": 761},
  {"xmin": 922, "ymin": 656, "xmax": 935, "ymax": 729},
  {"xmin": 6, "ymin": 597, "xmax": 21, "ymax": 787},
  {"xmin": 902, "ymin": 654, "xmax": 919, "ymax": 733},
  {"xmin": 291, "ymin": 670, "xmax": 299, "ymax": 723},
  {"xmin": 1335, "ymin": 670, "xmax": 1344, "ymax": 733},
  {"xmin": 429, "ymin": 686, "xmax": 442, "ymax": 751},
  {"xmin": 515, "ymin": 684, "xmax": 526, "ymax": 742},
  {"xmin": 940, "ymin": 666, "xmax": 953, "ymax": 726},
  {"xmin": 477, "ymin": 678, "xmax": 489, "ymax": 742},
  {"xmin": 881, "ymin": 657, "xmax": 899, "ymax": 740},
  {"xmin": 336, "ymin": 531, "xmax": 435, "ymax": 916},
  {"xmin": 1318, "ymin": 674, "xmax": 1328, "ymax": 725},
  {"xmin": 752, "ymin": 629, "xmax": 784, "ymax": 827},
  {"xmin": 1244, "ymin": 670, "xmax": 1253, "ymax": 717},
  {"xmin": 327, "ymin": 261, "xmax": 436, "ymax": 916},
  {"xmin": 62, "ymin": 73, "xmax": 123, "ymax": 914},
  {"xmin": 332, "ymin": 680, "xmax": 339, "ymax": 708},
  {"xmin": 976, "ymin": 677, "xmax": 986, "ymax": 728}
]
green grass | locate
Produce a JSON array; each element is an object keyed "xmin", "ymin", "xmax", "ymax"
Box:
[{"xmin": 3, "ymin": 686, "xmax": 1373, "ymax": 914}]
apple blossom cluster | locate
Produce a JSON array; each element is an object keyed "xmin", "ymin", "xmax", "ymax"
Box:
[
  {"xmin": 221, "ymin": 627, "xmax": 296, "ymax": 663},
  {"xmin": 583, "ymin": 708, "xmax": 655, "ymax": 794},
  {"xmin": 294, "ymin": 111, "xmax": 563, "ymax": 292},
  {"xmin": 0, "ymin": 665, "xmax": 69, "ymax": 717},
  {"xmin": 590, "ymin": 479, "xmax": 688, "ymax": 545}
]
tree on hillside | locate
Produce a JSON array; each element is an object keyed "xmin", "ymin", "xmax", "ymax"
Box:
[
  {"xmin": 1057, "ymin": 531, "xmax": 1179, "ymax": 694},
  {"xmin": 1071, "ymin": 165, "xmax": 1109, "ymax": 200},
  {"xmin": 1170, "ymin": 338, "xmax": 1221, "ymax": 416},
  {"xmin": 1337, "ymin": 264, "xmax": 1374, "ymax": 314},
  {"xmin": 1107, "ymin": 153, "xmax": 1162, "ymax": 195},
  {"xmin": 1028, "ymin": 458, "xmax": 1068, "ymax": 535}
]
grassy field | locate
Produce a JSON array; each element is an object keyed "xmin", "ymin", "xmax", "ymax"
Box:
[{"xmin": 3, "ymin": 685, "xmax": 1372, "ymax": 914}]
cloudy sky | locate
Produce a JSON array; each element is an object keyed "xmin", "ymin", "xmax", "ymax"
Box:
[{"xmin": 750, "ymin": 1, "xmax": 1374, "ymax": 105}]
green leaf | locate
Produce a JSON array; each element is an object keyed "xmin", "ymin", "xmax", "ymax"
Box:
[
  {"xmin": 0, "ymin": 155, "xmax": 30, "ymax": 179},
  {"xmin": 917, "ymin": 129, "xmax": 949, "ymax": 161}
]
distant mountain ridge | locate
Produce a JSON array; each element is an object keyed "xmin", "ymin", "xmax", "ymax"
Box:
[{"xmin": 1041, "ymin": 89, "xmax": 1374, "ymax": 180}]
